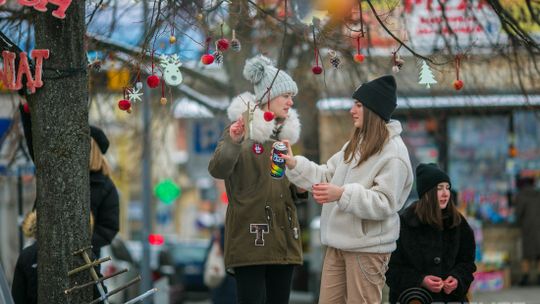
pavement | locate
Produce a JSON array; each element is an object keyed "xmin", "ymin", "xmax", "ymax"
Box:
[{"xmin": 185, "ymin": 286, "xmax": 540, "ymax": 304}]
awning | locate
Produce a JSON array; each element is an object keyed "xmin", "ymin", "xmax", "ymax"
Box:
[{"xmin": 317, "ymin": 95, "xmax": 540, "ymax": 111}]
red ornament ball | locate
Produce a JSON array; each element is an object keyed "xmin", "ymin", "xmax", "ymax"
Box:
[
  {"xmin": 453, "ymin": 79, "xmax": 464, "ymax": 90},
  {"xmin": 217, "ymin": 38, "xmax": 230, "ymax": 51},
  {"xmin": 23, "ymin": 103, "xmax": 30, "ymax": 113},
  {"xmin": 201, "ymin": 54, "xmax": 215, "ymax": 65},
  {"xmin": 312, "ymin": 65, "xmax": 323, "ymax": 75},
  {"xmin": 118, "ymin": 99, "xmax": 132, "ymax": 112},
  {"xmin": 263, "ymin": 111, "xmax": 275, "ymax": 121},
  {"xmin": 146, "ymin": 75, "xmax": 160, "ymax": 88},
  {"xmin": 353, "ymin": 53, "xmax": 365, "ymax": 63}
]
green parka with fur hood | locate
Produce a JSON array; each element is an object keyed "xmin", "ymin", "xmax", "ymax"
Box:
[{"xmin": 208, "ymin": 92, "xmax": 303, "ymax": 270}]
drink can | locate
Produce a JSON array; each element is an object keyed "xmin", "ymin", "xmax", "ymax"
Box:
[{"xmin": 270, "ymin": 141, "xmax": 287, "ymax": 179}]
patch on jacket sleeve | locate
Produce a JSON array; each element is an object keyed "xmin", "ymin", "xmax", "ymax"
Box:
[{"xmin": 250, "ymin": 224, "xmax": 269, "ymax": 246}]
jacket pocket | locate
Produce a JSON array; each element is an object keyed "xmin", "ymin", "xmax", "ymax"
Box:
[
  {"xmin": 353, "ymin": 216, "xmax": 366, "ymax": 237},
  {"xmin": 265, "ymin": 205, "xmax": 274, "ymax": 229},
  {"xmin": 361, "ymin": 219, "xmax": 382, "ymax": 237},
  {"xmin": 286, "ymin": 206, "xmax": 300, "ymax": 240}
]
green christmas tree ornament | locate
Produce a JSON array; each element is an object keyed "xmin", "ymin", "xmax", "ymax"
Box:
[{"xmin": 154, "ymin": 179, "xmax": 181, "ymax": 204}]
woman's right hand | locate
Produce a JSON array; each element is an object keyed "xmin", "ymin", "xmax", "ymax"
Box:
[
  {"xmin": 281, "ymin": 140, "xmax": 296, "ymax": 169},
  {"xmin": 229, "ymin": 117, "xmax": 245, "ymax": 143},
  {"xmin": 421, "ymin": 275, "xmax": 444, "ymax": 293}
]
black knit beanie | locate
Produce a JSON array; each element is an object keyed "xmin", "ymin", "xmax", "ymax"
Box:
[
  {"xmin": 90, "ymin": 126, "xmax": 109, "ymax": 154},
  {"xmin": 416, "ymin": 163, "xmax": 450, "ymax": 198},
  {"xmin": 352, "ymin": 75, "xmax": 397, "ymax": 122}
]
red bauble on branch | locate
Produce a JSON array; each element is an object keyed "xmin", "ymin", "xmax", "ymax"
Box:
[
  {"xmin": 201, "ymin": 37, "xmax": 215, "ymax": 65},
  {"xmin": 453, "ymin": 79, "xmax": 464, "ymax": 90},
  {"xmin": 147, "ymin": 75, "xmax": 160, "ymax": 88},
  {"xmin": 263, "ymin": 111, "xmax": 275, "ymax": 121},
  {"xmin": 353, "ymin": 36, "xmax": 365, "ymax": 63},
  {"xmin": 217, "ymin": 38, "xmax": 230, "ymax": 51},
  {"xmin": 118, "ymin": 99, "xmax": 132, "ymax": 113},
  {"xmin": 453, "ymin": 55, "xmax": 464, "ymax": 91},
  {"xmin": 147, "ymin": 50, "xmax": 160, "ymax": 88},
  {"xmin": 201, "ymin": 54, "xmax": 214, "ymax": 65}
]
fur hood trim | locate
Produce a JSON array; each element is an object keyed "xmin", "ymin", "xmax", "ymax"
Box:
[{"xmin": 227, "ymin": 92, "xmax": 301, "ymax": 144}]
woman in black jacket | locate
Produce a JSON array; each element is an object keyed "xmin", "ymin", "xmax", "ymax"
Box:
[
  {"xmin": 386, "ymin": 163, "xmax": 476, "ymax": 304},
  {"xmin": 19, "ymin": 105, "xmax": 119, "ymax": 258}
]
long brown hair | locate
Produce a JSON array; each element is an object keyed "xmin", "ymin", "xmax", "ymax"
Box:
[
  {"xmin": 414, "ymin": 187, "xmax": 461, "ymax": 230},
  {"xmin": 344, "ymin": 106, "xmax": 390, "ymax": 167},
  {"xmin": 90, "ymin": 138, "xmax": 111, "ymax": 176}
]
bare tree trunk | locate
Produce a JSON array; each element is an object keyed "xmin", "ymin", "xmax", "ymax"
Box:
[{"xmin": 28, "ymin": 2, "xmax": 92, "ymax": 303}]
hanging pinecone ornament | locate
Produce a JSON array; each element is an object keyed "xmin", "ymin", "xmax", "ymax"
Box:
[
  {"xmin": 230, "ymin": 30, "xmax": 241, "ymax": 52},
  {"xmin": 392, "ymin": 52, "xmax": 405, "ymax": 73},
  {"xmin": 329, "ymin": 50, "xmax": 341, "ymax": 69}
]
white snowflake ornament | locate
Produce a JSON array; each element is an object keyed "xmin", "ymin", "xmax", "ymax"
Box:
[{"xmin": 128, "ymin": 87, "xmax": 143, "ymax": 103}]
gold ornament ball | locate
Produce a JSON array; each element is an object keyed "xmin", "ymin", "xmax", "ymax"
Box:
[
  {"xmin": 169, "ymin": 35, "xmax": 177, "ymax": 44},
  {"xmin": 197, "ymin": 13, "xmax": 204, "ymax": 21},
  {"xmin": 160, "ymin": 97, "xmax": 168, "ymax": 105}
]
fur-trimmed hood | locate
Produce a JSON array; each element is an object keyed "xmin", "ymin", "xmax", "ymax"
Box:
[{"xmin": 227, "ymin": 92, "xmax": 301, "ymax": 145}]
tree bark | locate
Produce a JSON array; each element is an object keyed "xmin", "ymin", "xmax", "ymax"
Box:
[{"xmin": 28, "ymin": 3, "xmax": 92, "ymax": 303}]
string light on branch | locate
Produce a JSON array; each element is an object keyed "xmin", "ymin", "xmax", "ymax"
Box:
[
  {"xmin": 201, "ymin": 37, "xmax": 215, "ymax": 65},
  {"xmin": 453, "ymin": 55, "xmax": 464, "ymax": 90}
]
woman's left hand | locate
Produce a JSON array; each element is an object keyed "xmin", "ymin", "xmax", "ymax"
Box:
[
  {"xmin": 443, "ymin": 276, "xmax": 458, "ymax": 294},
  {"xmin": 312, "ymin": 183, "xmax": 344, "ymax": 204}
]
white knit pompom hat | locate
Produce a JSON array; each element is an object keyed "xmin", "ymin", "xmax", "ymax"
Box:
[{"xmin": 243, "ymin": 55, "xmax": 298, "ymax": 104}]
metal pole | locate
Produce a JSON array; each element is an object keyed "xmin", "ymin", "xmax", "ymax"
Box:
[
  {"xmin": 141, "ymin": 84, "xmax": 153, "ymax": 303},
  {"xmin": 17, "ymin": 166, "xmax": 23, "ymax": 253}
]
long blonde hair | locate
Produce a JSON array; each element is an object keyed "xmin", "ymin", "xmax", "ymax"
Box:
[
  {"xmin": 90, "ymin": 138, "xmax": 111, "ymax": 176},
  {"xmin": 343, "ymin": 106, "xmax": 390, "ymax": 167}
]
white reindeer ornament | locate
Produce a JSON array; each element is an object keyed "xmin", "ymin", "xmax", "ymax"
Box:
[{"xmin": 160, "ymin": 54, "xmax": 183, "ymax": 86}]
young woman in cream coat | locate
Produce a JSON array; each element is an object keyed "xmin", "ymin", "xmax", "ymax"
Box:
[{"xmin": 283, "ymin": 75, "xmax": 413, "ymax": 304}]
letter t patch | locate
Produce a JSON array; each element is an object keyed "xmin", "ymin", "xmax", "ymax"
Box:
[{"xmin": 250, "ymin": 224, "xmax": 269, "ymax": 246}]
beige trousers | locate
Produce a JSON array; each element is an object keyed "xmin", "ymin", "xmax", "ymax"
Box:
[{"xmin": 318, "ymin": 247, "xmax": 390, "ymax": 304}]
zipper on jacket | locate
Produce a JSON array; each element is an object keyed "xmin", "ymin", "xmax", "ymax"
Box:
[
  {"xmin": 265, "ymin": 205, "xmax": 274, "ymax": 229},
  {"xmin": 286, "ymin": 206, "xmax": 299, "ymax": 240}
]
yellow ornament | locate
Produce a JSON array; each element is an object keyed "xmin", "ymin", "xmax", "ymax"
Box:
[
  {"xmin": 169, "ymin": 35, "xmax": 177, "ymax": 44},
  {"xmin": 160, "ymin": 97, "xmax": 168, "ymax": 105}
]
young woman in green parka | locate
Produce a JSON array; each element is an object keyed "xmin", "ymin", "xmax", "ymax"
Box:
[{"xmin": 208, "ymin": 55, "xmax": 304, "ymax": 304}]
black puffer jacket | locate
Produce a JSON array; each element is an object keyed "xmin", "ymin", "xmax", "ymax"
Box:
[
  {"xmin": 90, "ymin": 171, "xmax": 120, "ymax": 256},
  {"xmin": 20, "ymin": 105, "xmax": 119, "ymax": 257},
  {"xmin": 386, "ymin": 203, "xmax": 476, "ymax": 303}
]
